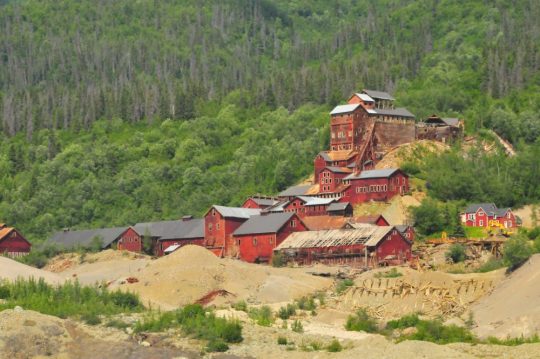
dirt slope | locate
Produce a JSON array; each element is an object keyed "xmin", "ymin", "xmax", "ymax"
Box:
[
  {"xmin": 375, "ymin": 140, "xmax": 448, "ymax": 169},
  {"xmin": 0, "ymin": 256, "xmax": 63, "ymax": 284},
  {"xmin": 472, "ymin": 254, "xmax": 540, "ymax": 339},
  {"xmin": 336, "ymin": 267, "xmax": 505, "ymax": 320},
  {"xmin": 115, "ymin": 245, "xmax": 333, "ymax": 309}
]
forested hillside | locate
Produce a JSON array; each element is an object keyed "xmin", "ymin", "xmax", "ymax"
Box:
[{"xmin": 1, "ymin": 0, "xmax": 540, "ymax": 241}]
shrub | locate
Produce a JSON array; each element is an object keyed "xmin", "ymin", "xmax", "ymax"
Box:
[
  {"xmin": 249, "ymin": 306, "xmax": 274, "ymax": 326},
  {"xmin": 278, "ymin": 303, "xmax": 297, "ymax": 320},
  {"xmin": 0, "ymin": 278, "xmax": 143, "ymax": 320},
  {"xmin": 81, "ymin": 313, "xmax": 101, "ymax": 325},
  {"xmin": 110, "ymin": 291, "xmax": 141, "ymax": 309},
  {"xmin": 503, "ymin": 235, "xmax": 533, "ymax": 270},
  {"xmin": 291, "ymin": 320, "xmax": 303, "ymax": 333},
  {"xmin": 277, "ymin": 336, "xmax": 288, "ymax": 345},
  {"xmin": 336, "ymin": 279, "xmax": 354, "ymax": 294},
  {"xmin": 232, "ymin": 300, "xmax": 247, "ymax": 312},
  {"xmin": 296, "ymin": 296, "xmax": 316, "ymax": 311},
  {"xmin": 477, "ymin": 258, "xmax": 505, "ymax": 273},
  {"xmin": 345, "ymin": 309, "xmax": 378, "ymax": 333},
  {"xmin": 446, "ymin": 244, "xmax": 466, "ymax": 263},
  {"xmin": 326, "ymin": 339, "xmax": 343, "ymax": 352},
  {"xmin": 206, "ymin": 339, "xmax": 229, "ymax": 352},
  {"xmin": 386, "ymin": 313, "xmax": 420, "ymax": 330},
  {"xmin": 405, "ymin": 319, "xmax": 475, "ymax": 344},
  {"xmin": 374, "ymin": 268, "xmax": 402, "ymax": 278},
  {"xmin": 105, "ymin": 319, "xmax": 129, "ymax": 329},
  {"xmin": 487, "ymin": 334, "xmax": 540, "ymax": 346},
  {"xmin": 271, "ymin": 252, "xmax": 286, "ymax": 267}
]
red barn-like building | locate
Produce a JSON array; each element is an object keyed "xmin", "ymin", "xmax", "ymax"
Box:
[
  {"xmin": 117, "ymin": 227, "xmax": 143, "ymax": 253},
  {"xmin": 204, "ymin": 205, "xmax": 261, "ymax": 257},
  {"xmin": 340, "ymin": 168, "xmax": 409, "ymax": 203},
  {"xmin": 461, "ymin": 203, "xmax": 518, "ymax": 229},
  {"xmin": 233, "ymin": 212, "xmax": 306, "ymax": 263},
  {"xmin": 275, "ymin": 226, "xmax": 411, "ymax": 267},
  {"xmin": 0, "ymin": 224, "xmax": 31, "ymax": 257},
  {"xmin": 242, "ymin": 196, "xmax": 280, "ymax": 209},
  {"xmin": 282, "ymin": 196, "xmax": 337, "ymax": 217}
]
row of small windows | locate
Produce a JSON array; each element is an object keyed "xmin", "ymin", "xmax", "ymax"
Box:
[
  {"xmin": 207, "ymin": 223, "xmax": 220, "ymax": 231},
  {"xmin": 355, "ymin": 184, "xmax": 388, "ymax": 193}
]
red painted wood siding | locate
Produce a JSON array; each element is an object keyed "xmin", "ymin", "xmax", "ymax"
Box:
[
  {"xmin": 204, "ymin": 208, "xmax": 247, "ymax": 257},
  {"xmin": 464, "ymin": 208, "xmax": 517, "ymax": 228},
  {"xmin": 242, "ymin": 198, "xmax": 261, "ymax": 209},
  {"xmin": 236, "ymin": 214, "xmax": 307, "ymax": 263},
  {"xmin": 374, "ymin": 230, "xmax": 412, "ymax": 261},
  {"xmin": 0, "ymin": 230, "xmax": 31, "ymax": 256},
  {"xmin": 283, "ymin": 198, "xmax": 330, "ymax": 218},
  {"xmin": 319, "ymin": 169, "xmax": 349, "ymax": 193},
  {"xmin": 376, "ymin": 216, "xmax": 390, "ymax": 226},
  {"xmin": 117, "ymin": 227, "xmax": 143, "ymax": 253},
  {"xmin": 341, "ymin": 172, "xmax": 409, "ymax": 204}
]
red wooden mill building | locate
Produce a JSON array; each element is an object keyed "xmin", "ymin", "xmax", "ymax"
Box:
[{"xmin": 0, "ymin": 224, "xmax": 31, "ymax": 257}]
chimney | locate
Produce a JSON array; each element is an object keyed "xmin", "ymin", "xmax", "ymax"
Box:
[{"xmin": 182, "ymin": 215, "xmax": 193, "ymax": 221}]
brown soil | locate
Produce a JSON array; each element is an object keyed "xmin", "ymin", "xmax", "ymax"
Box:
[
  {"xmin": 335, "ymin": 267, "xmax": 505, "ymax": 321},
  {"xmin": 115, "ymin": 245, "xmax": 333, "ymax": 309},
  {"xmin": 513, "ymin": 205, "xmax": 539, "ymax": 228},
  {"xmin": 353, "ymin": 195, "xmax": 420, "ymax": 225},
  {"xmin": 375, "ymin": 140, "xmax": 448, "ymax": 169},
  {"xmin": 0, "ymin": 256, "xmax": 63, "ymax": 284},
  {"xmin": 472, "ymin": 254, "xmax": 540, "ymax": 339}
]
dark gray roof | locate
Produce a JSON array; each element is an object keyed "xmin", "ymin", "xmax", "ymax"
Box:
[
  {"xmin": 373, "ymin": 108, "xmax": 415, "ymax": 118},
  {"xmin": 495, "ymin": 208, "xmax": 511, "ymax": 217},
  {"xmin": 330, "ymin": 104, "xmax": 360, "ymax": 115},
  {"xmin": 395, "ymin": 225, "xmax": 413, "ymax": 233},
  {"xmin": 362, "ymin": 89, "xmax": 395, "ymax": 101},
  {"xmin": 248, "ymin": 197, "xmax": 279, "ymax": 207},
  {"xmin": 234, "ymin": 212, "xmax": 295, "ymax": 236},
  {"xmin": 265, "ymin": 200, "xmax": 289, "ymax": 213},
  {"xmin": 318, "ymin": 152, "xmax": 331, "ymax": 161},
  {"xmin": 212, "ymin": 205, "xmax": 261, "ymax": 219},
  {"xmin": 345, "ymin": 168, "xmax": 401, "ymax": 180},
  {"xmin": 297, "ymin": 196, "xmax": 336, "ymax": 206},
  {"xmin": 133, "ymin": 219, "xmax": 204, "ymax": 241},
  {"xmin": 279, "ymin": 184, "xmax": 312, "ymax": 197},
  {"xmin": 464, "ymin": 203, "xmax": 497, "ymax": 214},
  {"xmin": 47, "ymin": 226, "xmax": 128, "ymax": 250},
  {"xmin": 327, "ymin": 202, "xmax": 351, "ymax": 212}
]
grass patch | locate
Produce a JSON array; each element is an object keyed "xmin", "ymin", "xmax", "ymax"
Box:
[
  {"xmin": 232, "ymin": 300, "xmax": 247, "ymax": 312},
  {"xmin": 486, "ymin": 334, "xmax": 540, "ymax": 346},
  {"xmin": 464, "ymin": 226, "xmax": 486, "ymax": 239},
  {"xmin": 134, "ymin": 304, "xmax": 242, "ymax": 352},
  {"xmin": 277, "ymin": 336, "xmax": 288, "ymax": 345},
  {"xmin": 326, "ymin": 339, "xmax": 343, "ymax": 352},
  {"xmin": 291, "ymin": 319, "xmax": 303, "ymax": 333},
  {"xmin": 0, "ymin": 278, "xmax": 142, "ymax": 319},
  {"xmin": 345, "ymin": 309, "xmax": 378, "ymax": 333},
  {"xmin": 296, "ymin": 296, "xmax": 317, "ymax": 311},
  {"xmin": 336, "ymin": 279, "xmax": 354, "ymax": 294},
  {"xmin": 374, "ymin": 268, "xmax": 402, "ymax": 278},
  {"xmin": 278, "ymin": 303, "xmax": 297, "ymax": 320},
  {"xmin": 105, "ymin": 318, "xmax": 129, "ymax": 329},
  {"xmin": 386, "ymin": 313, "xmax": 420, "ymax": 330},
  {"xmin": 476, "ymin": 258, "xmax": 505, "ymax": 273},
  {"xmin": 248, "ymin": 305, "xmax": 274, "ymax": 326}
]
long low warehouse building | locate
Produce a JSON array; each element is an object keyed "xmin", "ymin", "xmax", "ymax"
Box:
[{"xmin": 274, "ymin": 225, "xmax": 411, "ymax": 267}]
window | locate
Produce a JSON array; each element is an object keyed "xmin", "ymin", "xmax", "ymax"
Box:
[
  {"xmin": 290, "ymin": 220, "xmax": 296, "ymax": 227},
  {"xmin": 253, "ymin": 238, "xmax": 257, "ymax": 246},
  {"xmin": 216, "ymin": 223, "xmax": 220, "ymax": 230},
  {"xmin": 479, "ymin": 220, "xmax": 483, "ymax": 226},
  {"xmin": 467, "ymin": 214, "xmax": 474, "ymax": 220},
  {"xmin": 507, "ymin": 212, "xmax": 511, "ymax": 218},
  {"xmin": 208, "ymin": 223, "xmax": 213, "ymax": 231},
  {"xmin": 212, "ymin": 209, "xmax": 216, "ymax": 216}
]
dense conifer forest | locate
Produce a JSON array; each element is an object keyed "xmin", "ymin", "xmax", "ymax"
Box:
[{"xmin": 1, "ymin": 0, "xmax": 540, "ymax": 241}]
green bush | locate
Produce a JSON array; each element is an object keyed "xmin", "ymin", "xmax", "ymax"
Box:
[
  {"xmin": 249, "ymin": 306, "xmax": 274, "ymax": 326},
  {"xmin": 326, "ymin": 339, "xmax": 343, "ymax": 352},
  {"xmin": 291, "ymin": 320, "xmax": 303, "ymax": 333},
  {"xmin": 374, "ymin": 268, "xmax": 402, "ymax": 278},
  {"xmin": 277, "ymin": 336, "xmax": 288, "ymax": 345},
  {"xmin": 232, "ymin": 300, "xmax": 248, "ymax": 312},
  {"xmin": 105, "ymin": 319, "xmax": 129, "ymax": 329},
  {"xmin": 405, "ymin": 319, "xmax": 475, "ymax": 344},
  {"xmin": 477, "ymin": 258, "xmax": 505, "ymax": 272},
  {"xmin": 278, "ymin": 303, "xmax": 297, "ymax": 320},
  {"xmin": 503, "ymin": 235, "xmax": 533, "ymax": 270},
  {"xmin": 487, "ymin": 334, "xmax": 540, "ymax": 346},
  {"xmin": 134, "ymin": 304, "xmax": 243, "ymax": 351},
  {"xmin": 271, "ymin": 252, "xmax": 286, "ymax": 267},
  {"xmin": 296, "ymin": 296, "xmax": 316, "ymax": 311},
  {"xmin": 446, "ymin": 244, "xmax": 466, "ymax": 263},
  {"xmin": 81, "ymin": 313, "xmax": 102, "ymax": 325},
  {"xmin": 386, "ymin": 314, "xmax": 420, "ymax": 330},
  {"xmin": 0, "ymin": 278, "xmax": 143, "ymax": 319},
  {"xmin": 345, "ymin": 309, "xmax": 378, "ymax": 333},
  {"xmin": 336, "ymin": 279, "xmax": 354, "ymax": 294}
]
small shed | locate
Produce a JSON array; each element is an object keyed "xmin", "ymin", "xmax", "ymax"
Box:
[{"xmin": 0, "ymin": 224, "xmax": 31, "ymax": 257}]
